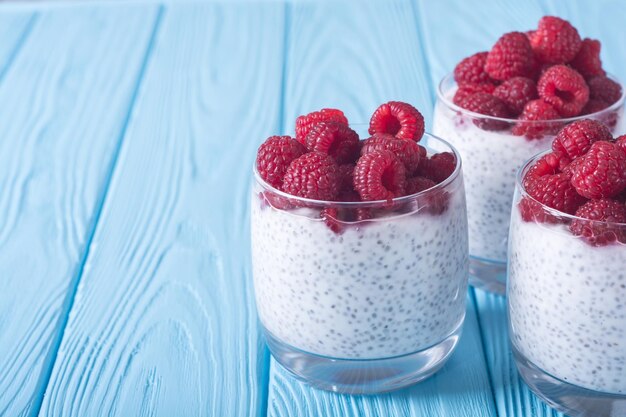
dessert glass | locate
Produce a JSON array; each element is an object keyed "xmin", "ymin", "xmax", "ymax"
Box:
[
  {"xmin": 250, "ymin": 133, "xmax": 469, "ymax": 394},
  {"xmin": 434, "ymin": 73, "xmax": 626, "ymax": 294},
  {"xmin": 508, "ymin": 152, "xmax": 626, "ymax": 416}
]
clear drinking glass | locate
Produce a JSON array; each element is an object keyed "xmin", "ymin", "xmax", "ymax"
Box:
[
  {"xmin": 508, "ymin": 152, "xmax": 626, "ymax": 416},
  {"xmin": 250, "ymin": 133, "xmax": 469, "ymax": 394},
  {"xmin": 434, "ymin": 73, "xmax": 626, "ymax": 294}
]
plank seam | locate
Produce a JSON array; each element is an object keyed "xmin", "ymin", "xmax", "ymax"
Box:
[
  {"xmin": 0, "ymin": 12, "xmax": 39, "ymax": 83},
  {"xmin": 276, "ymin": 1, "xmax": 291, "ymax": 136},
  {"xmin": 29, "ymin": 6, "xmax": 166, "ymax": 417},
  {"xmin": 410, "ymin": 0, "xmax": 436, "ymax": 104}
]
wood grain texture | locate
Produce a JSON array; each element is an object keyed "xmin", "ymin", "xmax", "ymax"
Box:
[
  {"xmin": 39, "ymin": 3, "xmax": 285, "ymax": 416},
  {"xmin": 0, "ymin": 11, "xmax": 36, "ymax": 82},
  {"xmin": 0, "ymin": 5, "xmax": 159, "ymax": 417},
  {"xmin": 267, "ymin": 2, "xmax": 497, "ymax": 416}
]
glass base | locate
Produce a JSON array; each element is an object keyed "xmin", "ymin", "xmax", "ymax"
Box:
[
  {"xmin": 264, "ymin": 322, "xmax": 463, "ymax": 395},
  {"xmin": 513, "ymin": 345, "xmax": 626, "ymax": 417},
  {"xmin": 469, "ymin": 256, "xmax": 506, "ymax": 294}
]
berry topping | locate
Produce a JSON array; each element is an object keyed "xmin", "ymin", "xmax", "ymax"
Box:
[
  {"xmin": 321, "ymin": 208, "xmax": 343, "ymax": 234},
  {"xmin": 537, "ymin": 65, "xmax": 589, "ymax": 117},
  {"xmin": 485, "ymin": 32, "xmax": 534, "ymax": 81},
  {"xmin": 256, "ymin": 135, "xmax": 307, "ymax": 189},
  {"xmin": 282, "ymin": 152, "xmax": 341, "ymax": 201},
  {"xmin": 337, "ymin": 163, "xmax": 355, "ymax": 193},
  {"xmin": 416, "ymin": 152, "xmax": 457, "ymax": 184},
  {"xmin": 454, "ymin": 52, "xmax": 494, "ymax": 85},
  {"xmin": 361, "ymin": 133, "xmax": 422, "ymax": 174},
  {"xmin": 570, "ymin": 199, "xmax": 626, "ymax": 246},
  {"xmin": 570, "ymin": 38, "xmax": 605, "ymax": 79},
  {"xmin": 512, "ymin": 99, "xmax": 561, "ymax": 139},
  {"xmin": 353, "ymin": 150, "xmax": 407, "ymax": 201},
  {"xmin": 369, "ymin": 101, "xmax": 425, "ymax": 141},
  {"xmin": 552, "ymin": 119, "xmax": 613, "ymax": 159},
  {"xmin": 295, "ymin": 108, "xmax": 348, "ymax": 145},
  {"xmin": 570, "ymin": 141, "xmax": 626, "ymax": 199},
  {"xmin": 456, "ymin": 92, "xmax": 512, "ymax": 130},
  {"xmin": 493, "ymin": 76, "xmax": 538, "ymax": 115},
  {"xmin": 518, "ymin": 196, "xmax": 562, "ymax": 224},
  {"xmin": 529, "ymin": 16, "xmax": 582, "ymax": 64},
  {"xmin": 305, "ymin": 121, "xmax": 359, "ymax": 164},
  {"xmin": 406, "ymin": 176, "xmax": 436, "ymax": 195},
  {"xmin": 523, "ymin": 152, "xmax": 562, "ymax": 189},
  {"xmin": 588, "ymin": 75, "xmax": 623, "ymax": 105},
  {"xmin": 452, "ymin": 82, "xmax": 497, "ymax": 106},
  {"xmin": 615, "ymin": 135, "xmax": 626, "ymax": 154},
  {"xmin": 525, "ymin": 172, "xmax": 587, "ymax": 214},
  {"xmin": 582, "ymin": 99, "xmax": 610, "ymax": 115}
]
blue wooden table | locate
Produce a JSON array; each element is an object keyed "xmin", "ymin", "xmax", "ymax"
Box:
[{"xmin": 0, "ymin": 0, "xmax": 624, "ymax": 416}]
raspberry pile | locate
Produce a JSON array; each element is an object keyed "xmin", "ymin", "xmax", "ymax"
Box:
[
  {"xmin": 256, "ymin": 101, "xmax": 456, "ymax": 232},
  {"xmin": 520, "ymin": 119, "xmax": 626, "ymax": 246},
  {"xmin": 452, "ymin": 16, "xmax": 622, "ymax": 138}
]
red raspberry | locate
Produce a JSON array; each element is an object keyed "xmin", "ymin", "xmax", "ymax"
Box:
[
  {"xmin": 406, "ymin": 176, "xmax": 436, "ymax": 195},
  {"xmin": 512, "ymin": 99, "xmax": 561, "ymax": 139},
  {"xmin": 562, "ymin": 154, "xmax": 585, "ymax": 176},
  {"xmin": 256, "ymin": 135, "xmax": 307, "ymax": 189},
  {"xmin": 552, "ymin": 119, "xmax": 613, "ymax": 159},
  {"xmin": 570, "ymin": 38, "xmax": 605, "ymax": 79},
  {"xmin": 369, "ymin": 101, "xmax": 425, "ymax": 142},
  {"xmin": 295, "ymin": 108, "xmax": 348, "ymax": 145},
  {"xmin": 305, "ymin": 121, "xmax": 359, "ymax": 164},
  {"xmin": 282, "ymin": 152, "xmax": 341, "ymax": 201},
  {"xmin": 582, "ymin": 99, "xmax": 610, "ymax": 115},
  {"xmin": 529, "ymin": 16, "xmax": 582, "ymax": 64},
  {"xmin": 570, "ymin": 199, "xmax": 626, "ymax": 246},
  {"xmin": 337, "ymin": 163, "xmax": 355, "ymax": 193},
  {"xmin": 525, "ymin": 172, "xmax": 587, "ymax": 214},
  {"xmin": 361, "ymin": 133, "xmax": 422, "ymax": 174},
  {"xmin": 615, "ymin": 135, "xmax": 626, "ymax": 154},
  {"xmin": 456, "ymin": 92, "xmax": 512, "ymax": 130},
  {"xmin": 493, "ymin": 77, "xmax": 538, "ymax": 115},
  {"xmin": 321, "ymin": 208, "xmax": 343, "ymax": 234},
  {"xmin": 523, "ymin": 152, "xmax": 562, "ymax": 190},
  {"xmin": 571, "ymin": 141, "xmax": 626, "ymax": 199},
  {"xmin": 588, "ymin": 75, "xmax": 623, "ymax": 105},
  {"xmin": 416, "ymin": 152, "xmax": 457, "ymax": 184},
  {"xmin": 353, "ymin": 150, "xmax": 407, "ymax": 201},
  {"xmin": 454, "ymin": 52, "xmax": 494, "ymax": 85},
  {"xmin": 537, "ymin": 65, "xmax": 589, "ymax": 117},
  {"xmin": 518, "ymin": 196, "xmax": 562, "ymax": 224},
  {"xmin": 452, "ymin": 83, "xmax": 497, "ymax": 106},
  {"xmin": 418, "ymin": 145, "xmax": 427, "ymax": 159},
  {"xmin": 485, "ymin": 32, "xmax": 534, "ymax": 81}
]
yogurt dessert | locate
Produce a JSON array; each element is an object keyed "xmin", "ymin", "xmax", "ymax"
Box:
[
  {"xmin": 251, "ymin": 102, "xmax": 469, "ymax": 393},
  {"xmin": 433, "ymin": 16, "xmax": 625, "ymax": 293},
  {"xmin": 508, "ymin": 120, "xmax": 626, "ymax": 415}
]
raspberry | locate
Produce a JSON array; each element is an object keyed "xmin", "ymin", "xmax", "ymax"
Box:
[
  {"xmin": 456, "ymin": 92, "xmax": 512, "ymax": 130},
  {"xmin": 552, "ymin": 119, "xmax": 613, "ymax": 159},
  {"xmin": 571, "ymin": 141, "xmax": 626, "ymax": 199},
  {"xmin": 582, "ymin": 99, "xmax": 610, "ymax": 115},
  {"xmin": 452, "ymin": 83, "xmax": 497, "ymax": 106},
  {"xmin": 485, "ymin": 32, "xmax": 534, "ymax": 81},
  {"xmin": 418, "ymin": 145, "xmax": 427, "ymax": 159},
  {"xmin": 512, "ymin": 99, "xmax": 561, "ymax": 139},
  {"xmin": 368, "ymin": 101, "xmax": 425, "ymax": 142},
  {"xmin": 518, "ymin": 196, "xmax": 562, "ymax": 223},
  {"xmin": 282, "ymin": 152, "xmax": 340, "ymax": 201},
  {"xmin": 615, "ymin": 135, "xmax": 626, "ymax": 154},
  {"xmin": 525, "ymin": 172, "xmax": 587, "ymax": 214},
  {"xmin": 406, "ymin": 176, "xmax": 436, "ymax": 195},
  {"xmin": 454, "ymin": 52, "xmax": 494, "ymax": 85},
  {"xmin": 260, "ymin": 191, "xmax": 293, "ymax": 211},
  {"xmin": 256, "ymin": 135, "xmax": 307, "ymax": 189},
  {"xmin": 570, "ymin": 199, "xmax": 626, "ymax": 246},
  {"xmin": 337, "ymin": 163, "xmax": 355, "ymax": 193},
  {"xmin": 537, "ymin": 65, "xmax": 589, "ymax": 117},
  {"xmin": 295, "ymin": 108, "xmax": 348, "ymax": 145},
  {"xmin": 570, "ymin": 38, "xmax": 605, "ymax": 79},
  {"xmin": 523, "ymin": 152, "xmax": 562, "ymax": 190},
  {"xmin": 321, "ymin": 208, "xmax": 343, "ymax": 234},
  {"xmin": 588, "ymin": 75, "xmax": 623, "ymax": 105},
  {"xmin": 305, "ymin": 121, "xmax": 359, "ymax": 164},
  {"xmin": 529, "ymin": 16, "xmax": 582, "ymax": 64},
  {"xmin": 416, "ymin": 152, "xmax": 457, "ymax": 184},
  {"xmin": 361, "ymin": 133, "xmax": 422, "ymax": 174},
  {"xmin": 493, "ymin": 77, "xmax": 538, "ymax": 115},
  {"xmin": 353, "ymin": 150, "xmax": 407, "ymax": 201}
]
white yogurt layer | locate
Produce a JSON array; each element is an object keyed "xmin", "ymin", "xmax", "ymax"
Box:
[
  {"xmin": 508, "ymin": 209, "xmax": 626, "ymax": 395},
  {"xmin": 251, "ymin": 191, "xmax": 468, "ymax": 359}
]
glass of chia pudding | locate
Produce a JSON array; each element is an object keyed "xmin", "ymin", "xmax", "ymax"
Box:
[
  {"xmin": 251, "ymin": 102, "xmax": 469, "ymax": 393},
  {"xmin": 433, "ymin": 16, "xmax": 626, "ymax": 294},
  {"xmin": 508, "ymin": 144, "xmax": 626, "ymax": 415}
]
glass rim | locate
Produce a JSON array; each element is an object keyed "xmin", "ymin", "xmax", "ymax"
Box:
[
  {"xmin": 516, "ymin": 149, "xmax": 626, "ymax": 227},
  {"xmin": 253, "ymin": 132, "xmax": 463, "ymax": 209},
  {"xmin": 436, "ymin": 72, "xmax": 625, "ymax": 124}
]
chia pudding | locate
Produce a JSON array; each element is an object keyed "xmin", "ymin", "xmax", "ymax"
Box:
[{"xmin": 508, "ymin": 208, "xmax": 626, "ymax": 395}]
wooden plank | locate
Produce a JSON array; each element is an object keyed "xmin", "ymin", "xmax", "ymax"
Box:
[
  {"xmin": 267, "ymin": 2, "xmax": 496, "ymax": 416},
  {"xmin": 0, "ymin": 5, "xmax": 159, "ymax": 417},
  {"xmin": 0, "ymin": 11, "xmax": 36, "ymax": 81},
  {"xmin": 39, "ymin": 3, "xmax": 284, "ymax": 416}
]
